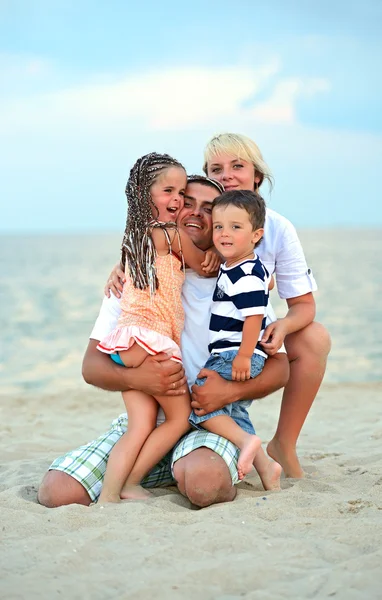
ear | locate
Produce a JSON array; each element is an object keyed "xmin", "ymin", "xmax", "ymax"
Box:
[{"xmin": 252, "ymin": 228, "xmax": 264, "ymax": 244}]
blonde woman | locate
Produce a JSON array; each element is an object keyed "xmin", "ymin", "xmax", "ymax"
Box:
[{"xmin": 197, "ymin": 133, "xmax": 331, "ymax": 477}]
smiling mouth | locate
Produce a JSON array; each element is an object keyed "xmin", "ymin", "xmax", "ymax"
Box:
[
  {"xmin": 184, "ymin": 222, "xmax": 202, "ymax": 230},
  {"xmin": 167, "ymin": 207, "xmax": 178, "ymax": 214},
  {"xmin": 223, "ymin": 185, "xmax": 238, "ymax": 191}
]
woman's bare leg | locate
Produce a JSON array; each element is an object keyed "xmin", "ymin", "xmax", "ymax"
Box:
[
  {"xmin": 267, "ymin": 322, "xmax": 331, "ymax": 478},
  {"xmin": 122, "ymin": 391, "xmax": 191, "ymax": 496},
  {"xmin": 98, "ymin": 390, "xmax": 157, "ymax": 503}
]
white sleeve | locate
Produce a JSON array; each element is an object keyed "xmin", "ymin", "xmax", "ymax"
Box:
[
  {"xmin": 275, "ymin": 221, "xmax": 317, "ymax": 300},
  {"xmin": 89, "ymin": 293, "xmax": 121, "ymax": 342}
]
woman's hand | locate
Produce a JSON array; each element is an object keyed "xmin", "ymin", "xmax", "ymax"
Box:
[
  {"xmin": 104, "ymin": 262, "xmax": 125, "ymax": 298},
  {"xmin": 201, "ymin": 248, "xmax": 222, "ymax": 275},
  {"xmin": 260, "ymin": 320, "xmax": 289, "ymax": 355}
]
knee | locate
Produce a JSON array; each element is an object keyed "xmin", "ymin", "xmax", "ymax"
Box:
[
  {"xmin": 306, "ymin": 322, "xmax": 331, "ymax": 357},
  {"xmin": 287, "ymin": 322, "xmax": 331, "ymax": 360},
  {"xmin": 176, "ymin": 455, "xmax": 236, "ymax": 508},
  {"xmin": 38, "ymin": 470, "xmax": 91, "ymax": 508}
]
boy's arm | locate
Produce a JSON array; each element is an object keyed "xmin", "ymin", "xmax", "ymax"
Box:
[
  {"xmin": 82, "ymin": 339, "xmax": 187, "ymax": 396},
  {"xmin": 190, "ymin": 352, "xmax": 290, "ymax": 415},
  {"xmin": 232, "ymin": 314, "xmax": 263, "ymax": 380}
]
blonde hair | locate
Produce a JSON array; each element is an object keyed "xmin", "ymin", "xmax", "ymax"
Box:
[{"xmin": 203, "ymin": 132, "xmax": 274, "ymax": 191}]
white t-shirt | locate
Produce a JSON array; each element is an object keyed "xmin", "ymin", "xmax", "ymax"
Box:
[{"xmin": 90, "ymin": 208, "xmax": 315, "ymax": 386}]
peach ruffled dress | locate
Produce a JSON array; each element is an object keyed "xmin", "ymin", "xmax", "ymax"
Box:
[{"xmin": 97, "ymin": 252, "xmax": 184, "ymax": 363}]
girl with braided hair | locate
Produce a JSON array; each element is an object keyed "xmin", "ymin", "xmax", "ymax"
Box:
[{"xmin": 96, "ymin": 152, "xmax": 220, "ymax": 503}]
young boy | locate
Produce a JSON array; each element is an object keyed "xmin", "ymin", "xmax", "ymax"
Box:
[{"xmin": 189, "ymin": 189, "xmax": 282, "ymax": 489}]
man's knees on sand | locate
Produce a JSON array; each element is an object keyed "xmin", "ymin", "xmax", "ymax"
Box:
[
  {"xmin": 173, "ymin": 448, "xmax": 236, "ymax": 508},
  {"xmin": 38, "ymin": 471, "xmax": 91, "ymax": 508}
]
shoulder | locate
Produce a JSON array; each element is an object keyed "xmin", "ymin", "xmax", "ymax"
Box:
[
  {"xmin": 264, "ymin": 208, "xmax": 300, "ymax": 250},
  {"xmin": 265, "ymin": 208, "xmax": 296, "ymax": 234}
]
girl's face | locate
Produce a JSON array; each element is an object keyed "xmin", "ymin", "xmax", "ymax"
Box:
[
  {"xmin": 206, "ymin": 154, "xmax": 261, "ymax": 191},
  {"xmin": 150, "ymin": 167, "xmax": 187, "ymax": 222}
]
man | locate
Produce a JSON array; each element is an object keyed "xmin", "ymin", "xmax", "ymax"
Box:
[{"xmin": 38, "ymin": 176, "xmax": 289, "ymax": 508}]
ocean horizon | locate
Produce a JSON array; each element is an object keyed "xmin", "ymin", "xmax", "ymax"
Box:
[{"xmin": 1, "ymin": 229, "xmax": 381, "ymax": 396}]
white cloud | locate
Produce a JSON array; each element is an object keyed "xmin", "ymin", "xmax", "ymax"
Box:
[
  {"xmin": 251, "ymin": 77, "xmax": 330, "ymax": 124},
  {"xmin": 0, "ymin": 61, "xmax": 330, "ymax": 134}
]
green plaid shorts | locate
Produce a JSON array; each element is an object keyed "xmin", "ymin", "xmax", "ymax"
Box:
[{"xmin": 49, "ymin": 413, "xmax": 240, "ymax": 502}]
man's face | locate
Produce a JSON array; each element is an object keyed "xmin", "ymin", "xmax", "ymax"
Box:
[{"xmin": 178, "ymin": 182, "xmax": 220, "ymax": 250}]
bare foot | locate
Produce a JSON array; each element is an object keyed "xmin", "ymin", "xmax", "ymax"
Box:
[
  {"xmin": 97, "ymin": 492, "xmax": 121, "ymax": 504},
  {"xmin": 267, "ymin": 437, "xmax": 304, "ymax": 478},
  {"xmin": 237, "ymin": 435, "xmax": 262, "ymax": 480},
  {"xmin": 258, "ymin": 460, "xmax": 282, "ymax": 491},
  {"xmin": 121, "ymin": 484, "xmax": 152, "ymax": 501}
]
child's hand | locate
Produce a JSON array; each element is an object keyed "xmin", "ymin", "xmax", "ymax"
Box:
[
  {"xmin": 201, "ymin": 248, "xmax": 222, "ymax": 274},
  {"xmin": 232, "ymin": 354, "xmax": 251, "ymax": 381}
]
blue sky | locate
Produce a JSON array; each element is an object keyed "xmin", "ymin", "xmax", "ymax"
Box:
[{"xmin": 1, "ymin": 0, "xmax": 381, "ymax": 232}]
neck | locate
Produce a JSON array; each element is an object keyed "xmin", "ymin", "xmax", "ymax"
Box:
[{"xmin": 225, "ymin": 250, "xmax": 255, "ymax": 268}]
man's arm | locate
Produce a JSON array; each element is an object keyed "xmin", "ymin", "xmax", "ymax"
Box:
[
  {"xmin": 190, "ymin": 352, "xmax": 289, "ymax": 416},
  {"xmin": 82, "ymin": 340, "xmax": 187, "ymax": 396}
]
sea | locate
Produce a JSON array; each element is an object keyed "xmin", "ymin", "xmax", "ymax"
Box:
[{"xmin": 1, "ymin": 230, "xmax": 381, "ymax": 396}]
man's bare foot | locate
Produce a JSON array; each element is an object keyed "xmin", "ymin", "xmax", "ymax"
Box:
[
  {"xmin": 121, "ymin": 484, "xmax": 152, "ymax": 501},
  {"xmin": 258, "ymin": 460, "xmax": 282, "ymax": 491},
  {"xmin": 237, "ymin": 435, "xmax": 262, "ymax": 480},
  {"xmin": 267, "ymin": 437, "xmax": 304, "ymax": 478}
]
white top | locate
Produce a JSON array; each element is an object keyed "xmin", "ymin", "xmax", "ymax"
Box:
[
  {"xmin": 258, "ymin": 208, "xmax": 317, "ymax": 299},
  {"xmin": 209, "ymin": 256, "xmax": 269, "ymax": 358}
]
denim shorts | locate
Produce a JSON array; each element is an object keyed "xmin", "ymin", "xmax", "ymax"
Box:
[{"xmin": 189, "ymin": 349, "xmax": 265, "ymax": 434}]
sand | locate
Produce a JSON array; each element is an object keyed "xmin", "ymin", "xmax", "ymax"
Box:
[{"xmin": 1, "ymin": 383, "xmax": 382, "ymax": 600}]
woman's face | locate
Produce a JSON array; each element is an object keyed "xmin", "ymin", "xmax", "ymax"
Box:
[{"xmin": 206, "ymin": 154, "xmax": 261, "ymax": 191}]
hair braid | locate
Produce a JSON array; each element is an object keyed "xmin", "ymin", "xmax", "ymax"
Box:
[{"xmin": 121, "ymin": 152, "xmax": 185, "ymax": 295}]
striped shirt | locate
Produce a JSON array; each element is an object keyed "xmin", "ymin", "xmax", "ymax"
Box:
[{"xmin": 208, "ymin": 255, "xmax": 269, "ymax": 359}]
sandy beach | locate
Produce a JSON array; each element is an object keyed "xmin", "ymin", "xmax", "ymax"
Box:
[{"xmin": 1, "ymin": 383, "xmax": 381, "ymax": 599}]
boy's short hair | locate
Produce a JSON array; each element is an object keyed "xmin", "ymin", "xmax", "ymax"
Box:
[{"xmin": 212, "ymin": 189, "xmax": 266, "ymax": 230}]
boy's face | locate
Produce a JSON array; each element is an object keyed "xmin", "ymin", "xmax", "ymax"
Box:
[
  {"xmin": 178, "ymin": 182, "xmax": 220, "ymax": 250},
  {"xmin": 212, "ymin": 204, "xmax": 263, "ymax": 263}
]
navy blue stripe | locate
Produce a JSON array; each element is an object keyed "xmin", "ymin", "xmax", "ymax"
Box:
[
  {"xmin": 208, "ymin": 340, "xmax": 266, "ymax": 354},
  {"xmin": 212, "ymin": 288, "xmax": 231, "ymax": 302},
  {"xmin": 225, "ymin": 268, "xmax": 244, "ymax": 285},
  {"xmin": 255, "ymin": 341, "xmax": 265, "ymax": 353},
  {"xmin": 209, "ymin": 313, "xmax": 244, "ymax": 333},
  {"xmin": 232, "ymin": 290, "xmax": 267, "ymax": 310},
  {"xmin": 208, "ymin": 340, "xmax": 240, "ymax": 353}
]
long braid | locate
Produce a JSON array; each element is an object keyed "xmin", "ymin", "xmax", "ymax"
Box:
[{"xmin": 121, "ymin": 152, "xmax": 185, "ymax": 295}]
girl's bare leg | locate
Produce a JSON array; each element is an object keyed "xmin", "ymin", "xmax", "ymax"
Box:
[
  {"xmin": 118, "ymin": 342, "xmax": 150, "ymax": 368},
  {"xmin": 122, "ymin": 390, "xmax": 191, "ymax": 496},
  {"xmin": 201, "ymin": 416, "xmax": 261, "ymax": 481},
  {"xmin": 98, "ymin": 390, "xmax": 157, "ymax": 504},
  {"xmin": 267, "ymin": 322, "xmax": 331, "ymax": 478}
]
